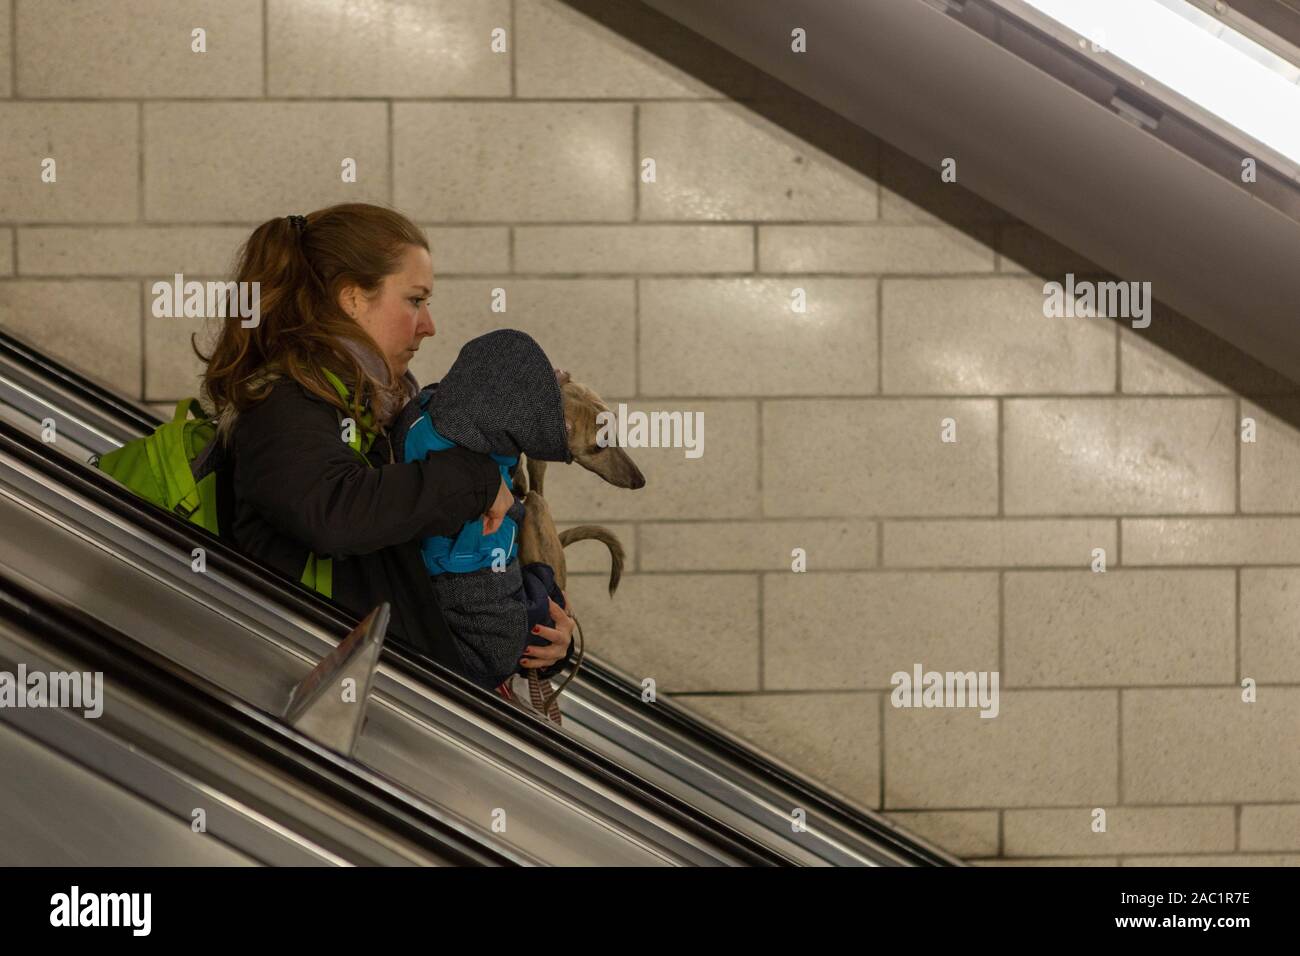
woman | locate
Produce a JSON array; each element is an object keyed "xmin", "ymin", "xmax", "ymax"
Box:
[{"xmin": 201, "ymin": 202, "xmax": 574, "ymax": 693}]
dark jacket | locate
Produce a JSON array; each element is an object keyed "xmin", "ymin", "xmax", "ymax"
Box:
[{"xmin": 223, "ymin": 376, "xmax": 523, "ymax": 678}]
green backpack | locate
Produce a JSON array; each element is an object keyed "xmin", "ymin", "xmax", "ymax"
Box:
[{"xmin": 96, "ymin": 374, "xmax": 374, "ymax": 599}]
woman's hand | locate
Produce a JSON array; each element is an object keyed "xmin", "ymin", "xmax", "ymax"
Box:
[
  {"xmin": 481, "ymin": 477, "xmax": 515, "ymax": 535},
  {"xmin": 520, "ymin": 591, "xmax": 574, "ymax": 669}
]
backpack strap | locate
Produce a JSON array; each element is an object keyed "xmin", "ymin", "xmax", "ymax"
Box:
[
  {"xmin": 169, "ymin": 399, "xmax": 210, "ymax": 521},
  {"xmin": 189, "ymin": 408, "xmax": 228, "ymax": 485},
  {"xmin": 299, "ymin": 552, "xmax": 333, "ymax": 599},
  {"xmin": 321, "ymin": 368, "xmax": 378, "ymax": 461},
  {"xmin": 174, "ymin": 397, "xmax": 205, "ymax": 422}
]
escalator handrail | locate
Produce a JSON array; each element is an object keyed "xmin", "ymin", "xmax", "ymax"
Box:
[
  {"xmin": 573, "ymin": 663, "xmax": 958, "ymax": 866},
  {"xmin": 0, "ymin": 568, "xmax": 518, "ymax": 866},
  {"xmin": 0, "ymin": 330, "xmax": 160, "ymax": 433}
]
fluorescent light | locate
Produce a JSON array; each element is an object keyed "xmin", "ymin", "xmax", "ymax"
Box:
[{"xmin": 1022, "ymin": 0, "xmax": 1300, "ymax": 166}]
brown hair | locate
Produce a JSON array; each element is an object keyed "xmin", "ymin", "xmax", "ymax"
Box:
[{"xmin": 199, "ymin": 202, "xmax": 428, "ymax": 438}]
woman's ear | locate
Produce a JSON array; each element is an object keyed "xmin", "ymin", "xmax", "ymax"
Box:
[{"xmin": 338, "ymin": 284, "xmax": 361, "ymax": 321}]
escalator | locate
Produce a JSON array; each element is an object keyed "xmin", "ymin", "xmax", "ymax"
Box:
[
  {"xmin": 0, "ymin": 570, "xmax": 512, "ymax": 866},
  {"xmin": 0, "ymin": 330, "xmax": 959, "ymax": 866}
]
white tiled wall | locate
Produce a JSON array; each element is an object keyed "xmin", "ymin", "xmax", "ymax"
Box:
[{"xmin": 2, "ymin": 0, "xmax": 1296, "ymax": 865}]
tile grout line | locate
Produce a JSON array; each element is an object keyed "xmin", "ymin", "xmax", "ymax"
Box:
[
  {"xmin": 137, "ymin": 101, "xmax": 144, "ymax": 222},
  {"xmin": 757, "ymin": 386, "xmax": 764, "ymax": 693},
  {"xmin": 695, "ymin": 795, "xmax": 1287, "ymax": 811},
  {"xmin": 509, "ymin": 0, "xmax": 516, "ymax": 99},
  {"xmin": 1235, "ymin": 396, "xmax": 1242, "ymax": 514},
  {"xmin": 217, "ymin": 510, "xmax": 1300, "ymax": 526},
  {"xmin": 1114, "ymin": 313, "xmax": 1122, "ymax": 392},
  {"xmin": 971, "ymin": 853, "xmax": 1294, "ymax": 863},
  {"xmin": 997, "ymin": 397, "xmax": 1004, "ymax": 516},
  {"xmin": 387, "ymin": 100, "xmax": 394, "ymax": 206},
  {"xmin": 138, "ymin": 278, "xmax": 146, "ymax": 402},
  {"xmin": 1117, "ymin": 688, "xmax": 1124, "ymax": 805},
  {"xmin": 876, "ymin": 277, "xmax": 883, "ymax": 394},
  {"xmin": 0, "ymin": 94, "xmax": 899, "ymax": 104},
  {"xmin": 262, "ymin": 0, "xmax": 268, "ymax": 98},
  {"xmin": 575, "ymin": 554, "xmax": 1300, "ymax": 571},
  {"xmin": 998, "ymin": 570, "xmax": 1005, "ymax": 678},
  {"xmin": 878, "ymin": 691, "xmax": 885, "ymax": 812},
  {"xmin": 633, "ymin": 277, "xmax": 639, "ymax": 397},
  {"xmin": 137, "ymin": 91, "xmax": 146, "ymax": 403},
  {"xmin": 757, "ymin": 572, "xmax": 764, "ymax": 692},
  {"xmin": 625, "ymin": 678, "xmax": 1296, "ymax": 691},
  {"xmin": 1235, "ymin": 567, "xmax": 1241, "ymax": 685},
  {"xmin": 632, "ymin": 100, "xmax": 641, "ymax": 402}
]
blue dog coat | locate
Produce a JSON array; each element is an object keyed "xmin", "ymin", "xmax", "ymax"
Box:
[{"xmin": 404, "ymin": 400, "xmax": 521, "ymax": 575}]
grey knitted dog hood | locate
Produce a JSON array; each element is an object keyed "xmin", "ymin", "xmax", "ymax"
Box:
[{"xmin": 426, "ymin": 328, "xmax": 573, "ymax": 464}]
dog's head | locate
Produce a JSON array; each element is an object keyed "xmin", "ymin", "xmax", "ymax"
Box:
[{"xmin": 555, "ymin": 369, "xmax": 646, "ymax": 490}]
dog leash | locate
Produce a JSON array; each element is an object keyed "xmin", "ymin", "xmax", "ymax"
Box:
[{"xmin": 526, "ymin": 613, "xmax": 585, "ymax": 726}]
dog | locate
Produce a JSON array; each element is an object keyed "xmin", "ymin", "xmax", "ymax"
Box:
[{"xmin": 512, "ymin": 369, "xmax": 645, "ymax": 723}]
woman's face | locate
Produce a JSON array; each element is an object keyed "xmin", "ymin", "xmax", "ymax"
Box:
[{"xmin": 344, "ymin": 243, "xmax": 436, "ymax": 377}]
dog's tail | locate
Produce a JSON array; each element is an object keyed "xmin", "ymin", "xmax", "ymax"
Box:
[{"xmin": 559, "ymin": 526, "xmax": 624, "ymax": 595}]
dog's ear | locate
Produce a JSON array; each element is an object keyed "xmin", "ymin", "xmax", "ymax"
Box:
[
  {"xmin": 554, "ymin": 367, "xmax": 571, "ymax": 386},
  {"xmin": 565, "ymin": 418, "xmax": 573, "ymax": 435}
]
